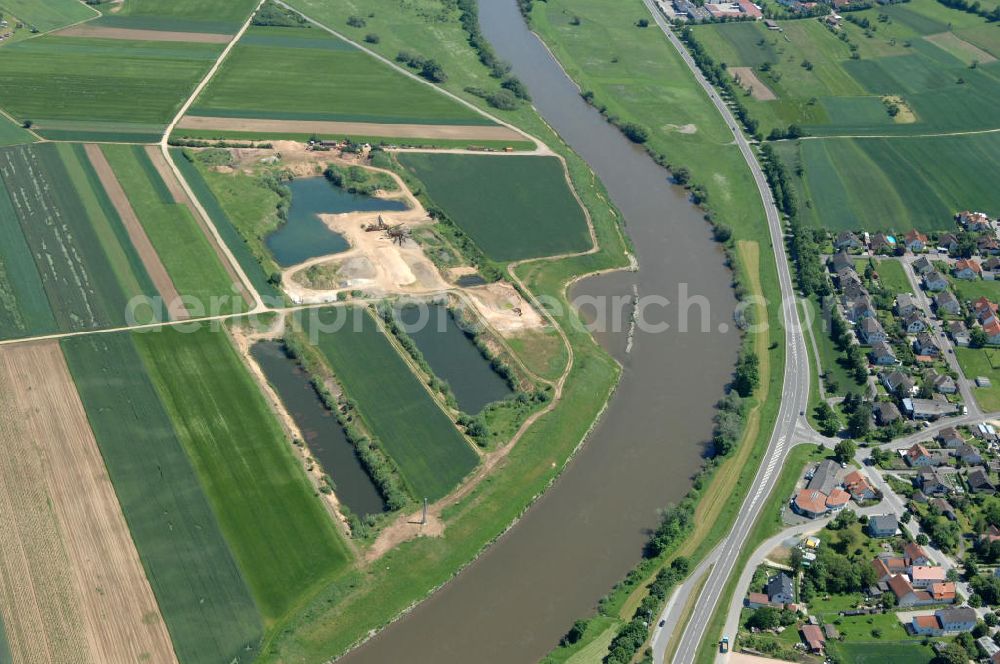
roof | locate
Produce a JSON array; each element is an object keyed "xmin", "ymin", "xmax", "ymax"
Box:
[
  {"xmin": 826, "ymin": 488, "xmax": 850, "ymax": 508},
  {"xmin": 748, "ymin": 592, "xmax": 769, "ymax": 604},
  {"xmin": 912, "ymin": 566, "xmax": 946, "ymax": 582},
  {"xmin": 807, "ymin": 459, "xmax": 841, "ymax": 495},
  {"xmin": 969, "ymin": 467, "xmax": 995, "ymax": 490},
  {"xmin": 913, "ymin": 615, "xmax": 939, "ymax": 629},
  {"xmin": 871, "ymin": 558, "xmax": 891, "ymax": 579},
  {"xmin": 938, "ymin": 606, "xmax": 976, "ymax": 623},
  {"xmin": 904, "ymin": 541, "xmax": 928, "ymax": 562},
  {"xmin": 956, "ymin": 258, "xmax": 982, "ymax": 273},
  {"xmin": 887, "ymin": 574, "xmax": 914, "ymax": 599},
  {"xmin": 768, "ymin": 572, "xmax": 793, "ymax": 599},
  {"xmin": 801, "ymin": 624, "xmax": 825, "ymax": 649},
  {"xmin": 907, "ymin": 443, "xmax": 931, "ymax": 461},
  {"xmin": 930, "ymin": 582, "xmax": 956, "ymax": 601},
  {"xmin": 795, "ymin": 488, "xmax": 828, "ymax": 515},
  {"xmin": 869, "ymin": 513, "xmax": 898, "ymax": 532}
]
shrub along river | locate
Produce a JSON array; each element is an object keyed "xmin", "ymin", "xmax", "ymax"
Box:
[
  {"xmin": 250, "ymin": 341, "xmax": 386, "ymax": 517},
  {"xmin": 265, "ymin": 176, "xmax": 407, "ymax": 267},
  {"xmin": 341, "ymin": 0, "xmax": 740, "ymax": 660}
]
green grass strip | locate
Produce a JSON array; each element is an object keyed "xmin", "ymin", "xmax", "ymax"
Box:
[
  {"xmin": 135, "ymin": 326, "xmax": 352, "ymax": 624},
  {"xmin": 0, "ymin": 176, "xmax": 55, "ymax": 339},
  {"xmin": 62, "ymin": 332, "xmax": 264, "ymax": 664}
]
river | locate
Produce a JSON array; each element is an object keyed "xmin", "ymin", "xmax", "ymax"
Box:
[{"xmin": 338, "ymin": 0, "xmax": 740, "ymax": 661}]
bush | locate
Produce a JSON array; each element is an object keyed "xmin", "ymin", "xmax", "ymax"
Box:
[
  {"xmin": 346, "ymin": 15, "xmax": 366, "ymax": 27},
  {"xmin": 619, "ymin": 121, "xmax": 649, "ymax": 144},
  {"xmin": 487, "ymin": 88, "xmax": 519, "ymax": 110},
  {"xmin": 364, "ymin": 33, "xmax": 380, "ymax": 44}
]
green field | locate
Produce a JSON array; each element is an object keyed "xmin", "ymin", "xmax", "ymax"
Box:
[
  {"xmin": 171, "ymin": 147, "xmax": 283, "ymax": 300},
  {"xmin": 806, "ymin": 295, "xmax": 866, "ymax": 396},
  {"xmin": 956, "ymin": 347, "xmax": 1000, "ymax": 411},
  {"xmin": 135, "ymin": 327, "xmax": 351, "ymax": 623},
  {"xmin": 62, "ymin": 333, "xmax": 263, "ymax": 664},
  {"xmin": 0, "ymin": 113, "xmax": 33, "ymax": 147},
  {"xmin": 828, "ymin": 640, "xmax": 934, "ymax": 664},
  {"xmin": 0, "ymin": 0, "xmax": 97, "ymax": 32},
  {"xmin": 777, "ymin": 132, "xmax": 1000, "ymax": 231},
  {"xmin": 92, "ymin": 0, "xmax": 259, "ymax": 33},
  {"xmin": 0, "ymin": 36, "xmax": 222, "ymax": 140},
  {"xmin": 855, "ymin": 257, "xmax": 910, "ymax": 294},
  {"xmin": 950, "ymin": 275, "xmax": 1000, "ymax": 302},
  {"xmin": 0, "ymin": 143, "xmax": 161, "ymax": 338},
  {"xmin": 397, "ymin": 153, "xmax": 592, "ymax": 261},
  {"xmin": 301, "ymin": 307, "xmax": 479, "ymax": 500},
  {"xmin": 189, "ymin": 25, "xmax": 489, "ymax": 125},
  {"xmin": 101, "ymin": 144, "xmax": 242, "ymax": 314}
]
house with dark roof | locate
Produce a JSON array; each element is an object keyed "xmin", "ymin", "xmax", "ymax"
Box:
[
  {"xmin": 979, "ymin": 235, "xmax": 1000, "ymax": 255},
  {"xmin": 895, "ymin": 293, "xmax": 918, "ymax": 317},
  {"xmin": 913, "ymin": 255, "xmax": 934, "ymax": 275},
  {"xmin": 924, "ymin": 270, "xmax": 949, "ymax": 292},
  {"xmin": 873, "ymin": 401, "xmax": 901, "ymax": 425},
  {"xmin": 808, "ymin": 459, "xmax": 841, "ymax": 495},
  {"xmin": 872, "ymin": 232, "xmax": 895, "ymax": 254},
  {"xmin": 918, "ymin": 468, "xmax": 949, "ymax": 495},
  {"xmin": 870, "ymin": 340, "xmax": 897, "ymax": 366},
  {"xmin": 860, "ymin": 317, "xmax": 888, "ymax": 344},
  {"xmin": 902, "ymin": 311, "xmax": 927, "ymax": 333},
  {"xmin": 934, "ymin": 291, "xmax": 961, "ymax": 315},
  {"xmin": 937, "ymin": 234, "xmax": 960, "ymax": 255},
  {"xmin": 932, "ymin": 373, "xmax": 957, "ymax": 395},
  {"xmin": 867, "ymin": 513, "xmax": 898, "ymax": 537},
  {"xmin": 949, "ymin": 321, "xmax": 971, "ymax": 347},
  {"xmin": 767, "ymin": 572, "xmax": 794, "ymax": 604},
  {"xmin": 834, "ymin": 231, "xmax": 862, "ymax": 251},
  {"xmin": 937, "ymin": 427, "xmax": 964, "ymax": 448},
  {"xmin": 968, "ymin": 467, "xmax": 996, "ymax": 494},
  {"xmin": 911, "ymin": 607, "xmax": 976, "ymax": 635},
  {"xmin": 955, "ymin": 443, "xmax": 983, "ymax": 465},
  {"xmin": 881, "ymin": 371, "xmax": 916, "ymax": 396},
  {"xmin": 903, "ymin": 397, "xmax": 959, "ymax": 420},
  {"xmin": 930, "ymin": 497, "xmax": 957, "ymax": 520},
  {"xmin": 913, "ymin": 332, "xmax": 941, "ymax": 357},
  {"xmin": 846, "ymin": 296, "xmax": 876, "ymax": 323},
  {"xmin": 830, "ymin": 251, "xmax": 854, "ymax": 275}
]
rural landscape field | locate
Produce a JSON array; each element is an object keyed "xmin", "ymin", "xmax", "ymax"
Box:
[{"xmin": 4, "ymin": 0, "xmax": 997, "ymax": 661}]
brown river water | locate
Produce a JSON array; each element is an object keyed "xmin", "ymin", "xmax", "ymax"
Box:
[{"xmin": 339, "ymin": 0, "xmax": 740, "ymax": 660}]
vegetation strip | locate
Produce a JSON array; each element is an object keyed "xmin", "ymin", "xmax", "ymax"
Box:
[
  {"xmin": 62, "ymin": 332, "xmax": 264, "ymax": 664},
  {"xmin": 176, "ymin": 115, "xmax": 522, "ymax": 140}
]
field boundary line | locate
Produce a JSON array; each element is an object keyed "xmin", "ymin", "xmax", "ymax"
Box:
[
  {"xmin": 793, "ymin": 125, "xmax": 1000, "ymax": 141},
  {"xmin": 159, "ymin": 0, "xmax": 268, "ymax": 311}
]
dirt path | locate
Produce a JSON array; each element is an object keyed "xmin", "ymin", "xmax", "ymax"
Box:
[
  {"xmin": 83, "ymin": 144, "xmax": 189, "ymax": 320},
  {"xmin": 176, "ymin": 116, "xmax": 527, "ymax": 142},
  {"xmin": 144, "ymin": 145, "xmax": 252, "ymax": 306},
  {"xmin": 0, "ymin": 342, "xmax": 177, "ymax": 664},
  {"xmin": 55, "ymin": 24, "xmax": 232, "ymax": 43}
]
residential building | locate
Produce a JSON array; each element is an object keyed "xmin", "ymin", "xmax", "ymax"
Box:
[
  {"xmin": 904, "ymin": 229, "xmax": 928, "ymax": 252},
  {"xmin": 930, "ymin": 497, "xmax": 957, "ymax": 520},
  {"xmin": 913, "ymin": 255, "xmax": 934, "ymax": 275},
  {"xmin": 834, "ymin": 230, "xmax": 862, "ymax": 251},
  {"xmin": 949, "ymin": 321, "xmax": 971, "ymax": 346},
  {"xmin": 870, "ymin": 340, "xmax": 897, "ymax": 366},
  {"xmin": 913, "ymin": 332, "xmax": 940, "ymax": 356},
  {"xmin": 984, "ymin": 256, "xmax": 1000, "ymax": 278},
  {"xmin": 973, "ymin": 297, "xmax": 999, "ymax": 326},
  {"xmin": 830, "ymin": 251, "xmax": 854, "ymax": 275},
  {"xmin": 904, "ymin": 541, "xmax": 931, "ymax": 567},
  {"xmin": 872, "ymin": 401, "xmax": 901, "ymax": 425},
  {"xmin": 924, "ymin": 270, "xmax": 949, "ymax": 292},
  {"xmin": 872, "ymin": 232, "xmax": 895, "ymax": 254},
  {"xmin": 979, "ymin": 235, "xmax": 1000, "ymax": 256},
  {"xmin": 934, "ymin": 291, "xmax": 961, "ymax": 315},
  {"xmin": 918, "ymin": 468, "xmax": 950, "ymax": 495},
  {"xmin": 844, "ymin": 469, "xmax": 877, "ymax": 501},
  {"xmin": 937, "ymin": 234, "xmax": 960, "ymax": 255},
  {"xmin": 826, "ymin": 487, "xmax": 850, "ymax": 511},
  {"xmin": 902, "ymin": 397, "xmax": 959, "ymax": 420},
  {"xmin": 968, "ymin": 467, "xmax": 996, "ymax": 494},
  {"xmin": 793, "ymin": 489, "xmax": 829, "ymax": 518},
  {"xmin": 985, "ymin": 320, "xmax": 1000, "ymax": 345},
  {"xmin": 932, "ymin": 373, "xmax": 957, "ymax": 394},
  {"xmin": 867, "ymin": 513, "xmax": 898, "ymax": 537},
  {"xmin": 905, "ymin": 443, "xmax": 935, "ymax": 467},
  {"xmin": 767, "ymin": 572, "xmax": 794, "ymax": 604},
  {"xmin": 846, "ymin": 296, "xmax": 876, "ymax": 323},
  {"xmin": 957, "ymin": 210, "xmax": 993, "ymax": 231},
  {"xmin": 903, "ymin": 311, "xmax": 927, "ymax": 333},
  {"xmin": 800, "ymin": 624, "xmax": 825, "ymax": 654},
  {"xmin": 895, "ymin": 293, "xmax": 918, "ymax": 317},
  {"xmin": 937, "ymin": 606, "xmax": 977, "ymax": 632},
  {"xmin": 859, "ymin": 317, "xmax": 888, "ymax": 344},
  {"xmin": 807, "ymin": 459, "xmax": 841, "ymax": 495},
  {"xmin": 955, "ymin": 443, "xmax": 983, "ymax": 465},
  {"xmin": 911, "ymin": 565, "xmax": 947, "ymax": 588},
  {"xmin": 954, "ymin": 258, "xmax": 982, "ymax": 280},
  {"xmin": 881, "ymin": 371, "xmax": 917, "ymax": 396}
]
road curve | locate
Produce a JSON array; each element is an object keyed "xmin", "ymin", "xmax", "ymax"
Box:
[{"xmin": 638, "ymin": 3, "xmax": 815, "ymax": 662}]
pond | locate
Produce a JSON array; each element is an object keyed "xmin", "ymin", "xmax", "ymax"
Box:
[
  {"xmin": 266, "ymin": 176, "xmax": 408, "ymax": 268},
  {"xmin": 397, "ymin": 303, "xmax": 513, "ymax": 414},
  {"xmin": 251, "ymin": 340, "xmax": 385, "ymax": 517}
]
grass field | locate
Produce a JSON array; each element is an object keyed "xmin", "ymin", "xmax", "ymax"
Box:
[
  {"xmin": 301, "ymin": 306, "xmax": 479, "ymax": 501},
  {"xmin": 855, "ymin": 257, "xmax": 911, "ymax": 295},
  {"xmin": 62, "ymin": 332, "xmax": 264, "ymax": 664},
  {"xmin": 0, "ymin": 0, "xmax": 96, "ymax": 32},
  {"xmin": 956, "ymin": 347, "xmax": 1000, "ymax": 411},
  {"xmin": 777, "ymin": 132, "xmax": 1000, "ymax": 231},
  {"xmin": 135, "ymin": 326, "xmax": 351, "ymax": 624},
  {"xmin": 950, "ymin": 275, "xmax": 1000, "ymax": 302},
  {"xmin": 0, "ymin": 35, "xmax": 222, "ymax": 140},
  {"xmin": 101, "ymin": 144, "xmax": 241, "ymax": 314},
  {"xmin": 0, "ymin": 143, "xmax": 161, "ymax": 336},
  {"xmin": 828, "ymin": 640, "xmax": 935, "ymax": 663},
  {"xmin": 397, "ymin": 153, "xmax": 592, "ymax": 261},
  {"xmin": 189, "ymin": 25, "xmax": 489, "ymax": 126},
  {"xmin": 92, "ymin": 0, "xmax": 258, "ymax": 33},
  {"xmin": 0, "ymin": 114, "xmax": 33, "ymax": 147},
  {"xmin": 807, "ymin": 295, "xmax": 865, "ymax": 396},
  {"xmin": 171, "ymin": 147, "xmax": 284, "ymax": 300}
]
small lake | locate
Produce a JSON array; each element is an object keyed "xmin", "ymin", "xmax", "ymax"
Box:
[
  {"xmin": 251, "ymin": 340, "xmax": 385, "ymax": 517},
  {"xmin": 398, "ymin": 304, "xmax": 513, "ymax": 414},
  {"xmin": 266, "ymin": 177, "xmax": 408, "ymax": 268}
]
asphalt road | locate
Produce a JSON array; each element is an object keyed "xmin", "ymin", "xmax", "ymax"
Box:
[{"xmin": 639, "ymin": 3, "xmax": 818, "ymax": 662}]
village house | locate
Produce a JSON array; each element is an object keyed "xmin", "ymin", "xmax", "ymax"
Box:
[
  {"xmin": 955, "ymin": 443, "xmax": 983, "ymax": 465},
  {"xmin": 934, "ymin": 291, "xmax": 961, "ymax": 316},
  {"xmin": 767, "ymin": 572, "xmax": 794, "ymax": 604},
  {"xmin": 948, "ymin": 321, "xmax": 971, "ymax": 347},
  {"xmin": 985, "ymin": 320, "xmax": 1000, "ymax": 345},
  {"xmin": 843, "ymin": 469, "xmax": 877, "ymax": 501},
  {"xmin": 937, "ymin": 233, "xmax": 960, "ymax": 255},
  {"xmin": 924, "ymin": 270, "xmax": 949, "ymax": 292},
  {"xmin": 872, "ymin": 232, "xmax": 895, "ymax": 254},
  {"xmin": 840, "ymin": 275, "xmax": 867, "ymax": 302},
  {"xmin": 834, "ymin": 230, "xmax": 862, "ymax": 251},
  {"xmin": 903, "ymin": 311, "xmax": 927, "ymax": 333},
  {"xmin": 930, "ymin": 497, "xmax": 957, "ymax": 520},
  {"xmin": 932, "ymin": 373, "xmax": 957, "ymax": 395},
  {"xmin": 872, "ymin": 554, "xmax": 906, "ymax": 582},
  {"xmin": 895, "ymin": 293, "xmax": 918, "ymax": 317},
  {"xmin": 888, "ymin": 574, "xmax": 956, "ymax": 607},
  {"xmin": 979, "ymin": 235, "xmax": 1000, "ymax": 256},
  {"xmin": 985, "ymin": 256, "xmax": 1000, "ymax": 279},
  {"xmin": 904, "ymin": 229, "xmax": 928, "ymax": 253},
  {"xmin": 937, "ymin": 427, "xmax": 964, "ymax": 448},
  {"xmin": 968, "ymin": 467, "xmax": 996, "ymax": 494},
  {"xmin": 905, "ymin": 443, "xmax": 936, "ymax": 467},
  {"xmin": 800, "ymin": 624, "xmax": 825, "ymax": 654},
  {"xmin": 913, "ymin": 255, "xmax": 934, "ymax": 275},
  {"xmin": 830, "ymin": 251, "xmax": 854, "ymax": 275},
  {"xmin": 870, "ymin": 340, "xmax": 897, "ymax": 366},
  {"xmin": 911, "ymin": 565, "xmax": 947, "ymax": 588},
  {"xmin": 913, "ymin": 332, "xmax": 941, "ymax": 357},
  {"xmin": 957, "ymin": 210, "xmax": 993, "ymax": 232},
  {"xmin": 911, "ymin": 607, "xmax": 977, "ymax": 635},
  {"xmin": 867, "ymin": 513, "xmax": 898, "ymax": 538},
  {"xmin": 881, "ymin": 370, "xmax": 917, "ymax": 396},
  {"xmin": 859, "ymin": 317, "xmax": 888, "ymax": 344},
  {"xmin": 904, "ymin": 541, "xmax": 931, "ymax": 567},
  {"xmin": 872, "ymin": 401, "xmax": 901, "ymax": 425},
  {"xmin": 846, "ymin": 296, "xmax": 876, "ymax": 323},
  {"xmin": 903, "ymin": 397, "xmax": 959, "ymax": 420},
  {"xmin": 954, "ymin": 258, "xmax": 982, "ymax": 280},
  {"xmin": 974, "ymin": 297, "xmax": 999, "ymax": 326},
  {"xmin": 918, "ymin": 468, "xmax": 950, "ymax": 495}
]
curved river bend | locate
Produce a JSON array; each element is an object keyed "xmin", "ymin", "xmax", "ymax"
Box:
[{"xmin": 340, "ymin": 1, "xmax": 739, "ymax": 661}]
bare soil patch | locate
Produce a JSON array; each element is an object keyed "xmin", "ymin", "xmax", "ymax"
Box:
[
  {"xmin": 55, "ymin": 24, "xmax": 231, "ymax": 43},
  {"xmin": 731, "ymin": 67, "xmax": 777, "ymax": 101},
  {"xmin": 85, "ymin": 144, "xmax": 188, "ymax": 320},
  {"xmin": 663, "ymin": 123, "xmax": 698, "ymax": 134},
  {"xmin": 0, "ymin": 342, "xmax": 177, "ymax": 664},
  {"xmin": 882, "ymin": 95, "xmax": 917, "ymax": 124},
  {"xmin": 177, "ymin": 116, "xmax": 525, "ymax": 142}
]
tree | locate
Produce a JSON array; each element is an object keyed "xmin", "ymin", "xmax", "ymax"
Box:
[
  {"xmin": 673, "ymin": 166, "xmax": 691, "ymax": 185},
  {"xmin": 971, "ymin": 326, "xmax": 989, "ymax": 349},
  {"xmin": 817, "ymin": 402, "xmax": 840, "ymax": 437},
  {"xmin": 364, "ymin": 33, "xmax": 380, "ymax": 44},
  {"xmin": 619, "ymin": 121, "xmax": 649, "ymax": 144},
  {"xmin": 916, "ymin": 533, "xmax": 929, "ymax": 545},
  {"xmin": 734, "ymin": 351, "xmax": 760, "ymax": 397},
  {"xmin": 636, "ymin": 18, "xmax": 650, "ymax": 27},
  {"xmin": 746, "ymin": 606, "xmax": 781, "ymax": 630},
  {"xmin": 21, "ymin": 119, "xmax": 32, "ymax": 129},
  {"xmin": 933, "ymin": 643, "xmax": 969, "ymax": 664},
  {"xmin": 561, "ymin": 619, "xmax": 588, "ymax": 646},
  {"xmin": 834, "ymin": 439, "xmax": 856, "ymax": 463},
  {"xmin": 848, "ymin": 407, "xmax": 871, "ymax": 439}
]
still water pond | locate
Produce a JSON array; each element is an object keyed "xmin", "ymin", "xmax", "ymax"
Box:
[
  {"xmin": 251, "ymin": 340, "xmax": 385, "ymax": 516},
  {"xmin": 398, "ymin": 303, "xmax": 513, "ymax": 414},
  {"xmin": 266, "ymin": 177, "xmax": 407, "ymax": 267}
]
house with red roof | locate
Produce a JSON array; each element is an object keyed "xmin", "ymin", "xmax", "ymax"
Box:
[
  {"xmin": 955, "ymin": 258, "xmax": 983, "ymax": 280},
  {"xmin": 905, "ymin": 443, "xmax": 935, "ymax": 467},
  {"xmin": 800, "ymin": 624, "xmax": 825, "ymax": 653}
]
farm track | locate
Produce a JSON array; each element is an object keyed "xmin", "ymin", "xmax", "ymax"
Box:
[
  {"xmin": 83, "ymin": 144, "xmax": 189, "ymax": 321},
  {"xmin": 0, "ymin": 342, "xmax": 178, "ymax": 664}
]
